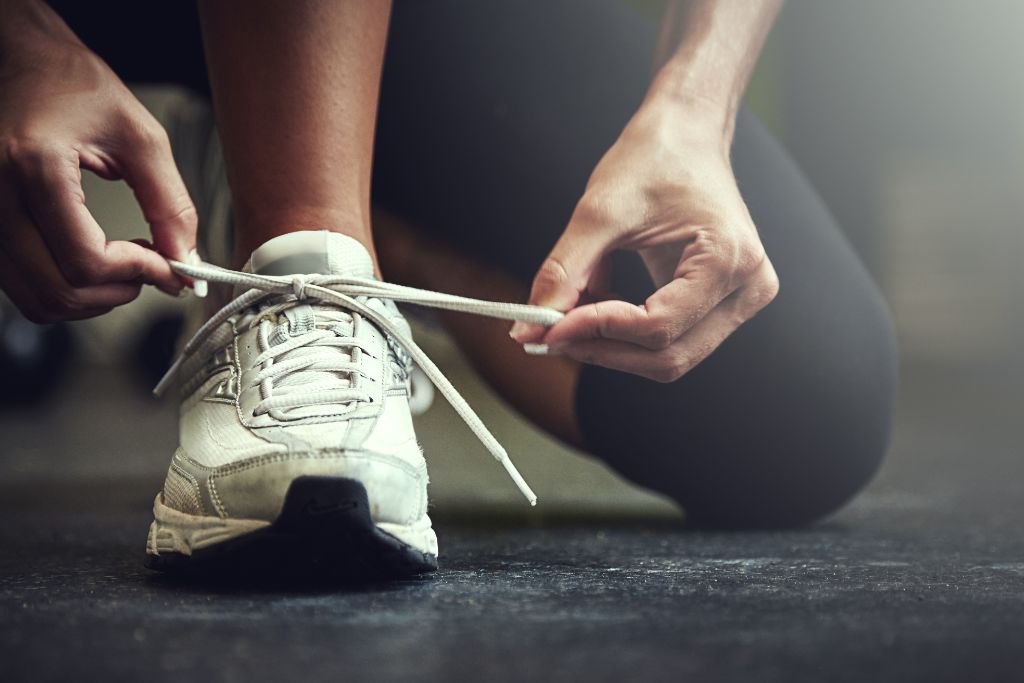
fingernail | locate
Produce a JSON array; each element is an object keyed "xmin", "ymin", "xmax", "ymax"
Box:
[
  {"xmin": 522, "ymin": 343, "xmax": 549, "ymax": 356},
  {"xmin": 188, "ymin": 249, "xmax": 208, "ymax": 298},
  {"xmin": 509, "ymin": 322, "xmax": 527, "ymax": 341}
]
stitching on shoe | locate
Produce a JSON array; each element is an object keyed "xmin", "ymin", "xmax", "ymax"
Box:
[
  {"xmin": 200, "ymin": 402, "xmax": 267, "ymax": 454},
  {"xmin": 203, "ymin": 450, "xmax": 425, "ymax": 524},
  {"xmin": 199, "ymin": 449, "xmax": 423, "ymax": 477},
  {"xmin": 168, "ymin": 461, "xmax": 206, "ymax": 517},
  {"xmin": 207, "ymin": 478, "xmax": 227, "ymax": 518},
  {"xmin": 232, "ymin": 327, "xmax": 255, "ymax": 429}
]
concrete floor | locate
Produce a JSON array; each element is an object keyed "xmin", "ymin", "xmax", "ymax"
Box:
[{"xmin": 1, "ymin": 340, "xmax": 1023, "ymax": 682}]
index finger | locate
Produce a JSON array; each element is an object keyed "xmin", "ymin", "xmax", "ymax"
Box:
[
  {"xmin": 541, "ymin": 273, "xmax": 731, "ymax": 351},
  {"xmin": 14, "ymin": 145, "xmax": 181, "ymax": 292},
  {"xmin": 114, "ymin": 116, "xmax": 198, "ymax": 262}
]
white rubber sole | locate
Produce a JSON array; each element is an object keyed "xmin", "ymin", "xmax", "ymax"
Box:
[{"xmin": 145, "ymin": 492, "xmax": 439, "ymax": 559}]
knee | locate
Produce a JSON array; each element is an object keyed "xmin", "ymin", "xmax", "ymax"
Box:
[
  {"xmin": 681, "ymin": 392, "xmax": 895, "ymax": 530},
  {"xmin": 583, "ymin": 296, "xmax": 899, "ymax": 530},
  {"xmin": 684, "ymin": 320, "xmax": 898, "ymax": 529}
]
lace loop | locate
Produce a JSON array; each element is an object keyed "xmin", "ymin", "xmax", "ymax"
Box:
[{"xmin": 155, "ymin": 258, "xmax": 564, "ymax": 506}]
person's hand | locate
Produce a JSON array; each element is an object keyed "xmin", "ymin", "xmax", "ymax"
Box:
[
  {"xmin": 0, "ymin": 1, "xmax": 196, "ymax": 323},
  {"xmin": 510, "ymin": 102, "xmax": 779, "ymax": 382}
]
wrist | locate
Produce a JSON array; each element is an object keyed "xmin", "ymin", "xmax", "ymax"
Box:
[
  {"xmin": 649, "ymin": 0, "xmax": 781, "ymax": 141},
  {"xmin": 643, "ymin": 59, "xmax": 741, "ymax": 148},
  {"xmin": 631, "ymin": 84, "xmax": 737, "ymax": 159}
]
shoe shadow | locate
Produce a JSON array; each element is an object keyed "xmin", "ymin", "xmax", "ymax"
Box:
[
  {"xmin": 143, "ymin": 566, "xmax": 437, "ymax": 596},
  {"xmin": 0, "ymin": 479, "xmax": 850, "ymax": 599},
  {"xmin": 429, "ymin": 503, "xmax": 851, "ymax": 534}
]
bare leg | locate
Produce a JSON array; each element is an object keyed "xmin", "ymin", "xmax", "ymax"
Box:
[
  {"xmin": 197, "ymin": 0, "xmax": 390, "ymax": 268},
  {"xmin": 196, "ymin": 0, "xmax": 581, "ymax": 447}
]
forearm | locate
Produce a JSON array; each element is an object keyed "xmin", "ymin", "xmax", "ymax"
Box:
[
  {"xmin": 198, "ymin": 0, "xmax": 391, "ymax": 265},
  {"xmin": 647, "ymin": 0, "xmax": 782, "ymax": 143},
  {"xmin": 0, "ymin": 0, "xmax": 79, "ymax": 58}
]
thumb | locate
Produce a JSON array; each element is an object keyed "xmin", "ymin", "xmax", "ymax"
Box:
[
  {"xmin": 510, "ymin": 226, "xmax": 606, "ymax": 343},
  {"xmin": 115, "ymin": 117, "xmax": 198, "ymax": 263}
]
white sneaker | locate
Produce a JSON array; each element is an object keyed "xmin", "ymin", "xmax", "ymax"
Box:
[{"xmin": 145, "ymin": 231, "xmax": 559, "ymax": 578}]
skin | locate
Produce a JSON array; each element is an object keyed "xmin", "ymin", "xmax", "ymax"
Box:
[
  {"xmin": 510, "ymin": 0, "xmax": 782, "ymax": 384},
  {"xmin": 197, "ymin": 0, "xmax": 391, "ymax": 269},
  {"xmin": 382, "ymin": 1, "xmax": 783, "ymax": 445},
  {"xmin": 0, "ymin": 0, "xmax": 195, "ymax": 323},
  {"xmin": 0, "ymin": 0, "xmax": 781, "ymax": 442}
]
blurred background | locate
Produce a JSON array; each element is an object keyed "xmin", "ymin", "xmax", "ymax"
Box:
[{"xmin": 2, "ymin": 0, "xmax": 1021, "ymax": 519}]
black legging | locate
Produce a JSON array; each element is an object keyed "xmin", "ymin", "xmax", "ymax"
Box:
[{"xmin": 50, "ymin": 0, "xmax": 898, "ymax": 528}]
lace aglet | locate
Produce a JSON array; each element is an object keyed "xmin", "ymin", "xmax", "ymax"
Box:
[
  {"xmin": 152, "ymin": 356, "xmax": 185, "ymax": 398},
  {"xmin": 152, "ymin": 376, "xmax": 171, "ymax": 398},
  {"xmin": 523, "ymin": 487, "xmax": 538, "ymax": 506},
  {"xmin": 499, "ymin": 455, "xmax": 538, "ymax": 506}
]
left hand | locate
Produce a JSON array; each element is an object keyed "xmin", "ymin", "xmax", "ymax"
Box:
[{"xmin": 510, "ymin": 103, "xmax": 779, "ymax": 383}]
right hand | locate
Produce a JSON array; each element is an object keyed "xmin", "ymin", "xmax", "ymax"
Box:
[{"xmin": 0, "ymin": 1, "xmax": 197, "ymax": 323}]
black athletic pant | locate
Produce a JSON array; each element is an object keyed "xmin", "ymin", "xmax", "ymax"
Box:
[{"xmin": 51, "ymin": 0, "xmax": 899, "ymax": 528}]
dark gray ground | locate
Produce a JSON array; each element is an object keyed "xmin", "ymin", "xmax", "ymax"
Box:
[{"xmin": 1, "ymin": 362, "xmax": 1022, "ymax": 683}]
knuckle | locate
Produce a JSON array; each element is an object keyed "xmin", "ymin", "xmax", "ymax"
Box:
[
  {"xmin": 571, "ymin": 191, "xmax": 630, "ymax": 231},
  {"xmin": 165, "ymin": 200, "xmax": 199, "ymax": 230},
  {"xmin": 38, "ymin": 283, "xmax": 95, "ymax": 318},
  {"xmin": 126, "ymin": 113, "xmax": 170, "ymax": 150},
  {"xmin": 696, "ymin": 228, "xmax": 765, "ymax": 282},
  {"xmin": 3, "ymin": 136, "xmax": 57, "ymax": 176},
  {"xmin": 571, "ymin": 196, "xmax": 611, "ymax": 226},
  {"xmin": 643, "ymin": 324, "xmax": 676, "ymax": 351},
  {"xmin": 533, "ymin": 257, "xmax": 571, "ymax": 293},
  {"xmin": 742, "ymin": 265, "xmax": 781, "ymax": 315},
  {"xmin": 51, "ymin": 286, "xmax": 84, "ymax": 312},
  {"xmin": 691, "ymin": 231, "xmax": 738, "ymax": 286},
  {"xmin": 638, "ymin": 306, "xmax": 679, "ymax": 350},
  {"xmin": 736, "ymin": 246, "xmax": 763, "ymax": 277},
  {"xmin": 756, "ymin": 269, "xmax": 781, "ymax": 305},
  {"xmin": 143, "ymin": 197, "xmax": 199, "ymax": 235},
  {"xmin": 651, "ymin": 350, "xmax": 697, "ymax": 383},
  {"xmin": 62, "ymin": 257, "xmax": 105, "ymax": 287},
  {"xmin": 650, "ymin": 363, "xmax": 684, "ymax": 384}
]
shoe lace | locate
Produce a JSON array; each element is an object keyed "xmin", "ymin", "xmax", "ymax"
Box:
[
  {"xmin": 154, "ymin": 258, "xmax": 563, "ymax": 506},
  {"xmin": 245, "ymin": 301, "xmax": 371, "ymax": 420}
]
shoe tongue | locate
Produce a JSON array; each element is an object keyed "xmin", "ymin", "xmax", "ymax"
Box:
[{"xmin": 246, "ymin": 231, "xmax": 374, "ymax": 279}]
